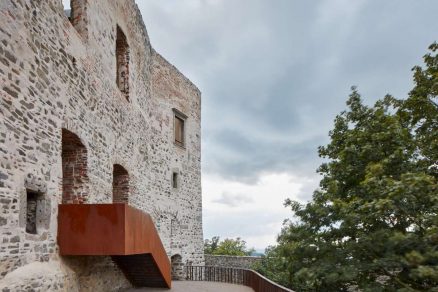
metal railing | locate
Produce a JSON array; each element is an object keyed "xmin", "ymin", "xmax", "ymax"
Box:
[{"xmin": 185, "ymin": 265, "xmax": 294, "ymax": 292}]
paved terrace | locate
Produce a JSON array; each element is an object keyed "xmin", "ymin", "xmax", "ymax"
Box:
[{"xmin": 125, "ymin": 281, "xmax": 254, "ymax": 292}]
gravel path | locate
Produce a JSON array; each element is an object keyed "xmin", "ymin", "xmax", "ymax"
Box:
[{"xmin": 124, "ymin": 281, "xmax": 254, "ymax": 292}]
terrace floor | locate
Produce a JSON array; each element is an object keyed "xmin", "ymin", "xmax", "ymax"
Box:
[{"xmin": 125, "ymin": 281, "xmax": 254, "ymax": 292}]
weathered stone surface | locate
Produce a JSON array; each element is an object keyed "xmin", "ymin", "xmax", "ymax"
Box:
[{"xmin": 0, "ymin": 0, "xmax": 203, "ymax": 291}]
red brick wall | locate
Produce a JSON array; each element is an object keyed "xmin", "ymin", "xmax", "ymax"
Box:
[{"xmin": 62, "ymin": 129, "xmax": 88, "ymax": 204}]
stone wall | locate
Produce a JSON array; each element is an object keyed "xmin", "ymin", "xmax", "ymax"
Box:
[
  {"xmin": 0, "ymin": 0, "xmax": 203, "ymax": 290},
  {"xmin": 204, "ymin": 255, "xmax": 262, "ymax": 269}
]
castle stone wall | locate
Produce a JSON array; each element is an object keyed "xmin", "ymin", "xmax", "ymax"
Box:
[{"xmin": 0, "ymin": 0, "xmax": 203, "ymax": 290}]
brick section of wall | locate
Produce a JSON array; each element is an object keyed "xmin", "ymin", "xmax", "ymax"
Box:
[
  {"xmin": 62, "ymin": 129, "xmax": 88, "ymax": 204},
  {"xmin": 112, "ymin": 164, "xmax": 129, "ymax": 203},
  {"xmin": 204, "ymin": 255, "xmax": 262, "ymax": 270}
]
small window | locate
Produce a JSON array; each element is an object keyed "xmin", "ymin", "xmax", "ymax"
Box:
[
  {"xmin": 26, "ymin": 190, "xmax": 39, "ymax": 234},
  {"xmin": 116, "ymin": 25, "xmax": 130, "ymax": 101},
  {"xmin": 113, "ymin": 164, "xmax": 129, "ymax": 203},
  {"xmin": 174, "ymin": 116, "xmax": 184, "ymax": 146},
  {"xmin": 173, "ymin": 109, "xmax": 187, "ymax": 148},
  {"xmin": 172, "ymin": 172, "xmax": 178, "ymax": 189}
]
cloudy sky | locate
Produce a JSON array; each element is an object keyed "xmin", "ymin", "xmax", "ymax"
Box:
[{"xmin": 134, "ymin": 0, "xmax": 437, "ymax": 251}]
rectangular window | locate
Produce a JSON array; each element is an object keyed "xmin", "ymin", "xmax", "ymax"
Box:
[
  {"xmin": 172, "ymin": 172, "xmax": 178, "ymax": 189},
  {"xmin": 174, "ymin": 116, "xmax": 184, "ymax": 146},
  {"xmin": 173, "ymin": 108, "xmax": 187, "ymax": 148},
  {"xmin": 26, "ymin": 191, "xmax": 38, "ymax": 234}
]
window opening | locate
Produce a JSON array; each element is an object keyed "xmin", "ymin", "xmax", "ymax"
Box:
[
  {"xmin": 173, "ymin": 109, "xmax": 187, "ymax": 148},
  {"xmin": 172, "ymin": 172, "xmax": 178, "ymax": 189},
  {"xmin": 113, "ymin": 164, "xmax": 129, "ymax": 203},
  {"xmin": 26, "ymin": 190, "xmax": 39, "ymax": 234},
  {"xmin": 116, "ymin": 26, "xmax": 130, "ymax": 101}
]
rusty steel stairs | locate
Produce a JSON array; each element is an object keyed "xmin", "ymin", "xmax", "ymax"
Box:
[{"xmin": 57, "ymin": 203, "xmax": 171, "ymax": 288}]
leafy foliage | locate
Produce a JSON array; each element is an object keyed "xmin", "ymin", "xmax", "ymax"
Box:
[
  {"xmin": 255, "ymin": 44, "xmax": 438, "ymax": 291},
  {"xmin": 252, "ymin": 245, "xmax": 292, "ymax": 287},
  {"xmin": 204, "ymin": 236, "xmax": 255, "ymax": 256}
]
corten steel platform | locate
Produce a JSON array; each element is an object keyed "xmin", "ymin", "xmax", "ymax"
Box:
[{"xmin": 58, "ymin": 203, "xmax": 171, "ymax": 288}]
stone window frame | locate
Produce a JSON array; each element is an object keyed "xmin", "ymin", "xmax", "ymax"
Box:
[
  {"xmin": 172, "ymin": 108, "xmax": 187, "ymax": 149},
  {"xmin": 19, "ymin": 174, "xmax": 51, "ymax": 238}
]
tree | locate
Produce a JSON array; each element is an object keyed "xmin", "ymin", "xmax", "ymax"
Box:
[
  {"xmin": 255, "ymin": 44, "xmax": 438, "ymax": 291},
  {"xmin": 252, "ymin": 245, "xmax": 292, "ymax": 287},
  {"xmin": 204, "ymin": 236, "xmax": 220, "ymax": 255},
  {"xmin": 204, "ymin": 236, "xmax": 255, "ymax": 256}
]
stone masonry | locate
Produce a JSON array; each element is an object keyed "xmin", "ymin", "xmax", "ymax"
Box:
[
  {"xmin": 0, "ymin": 0, "xmax": 203, "ymax": 291},
  {"xmin": 204, "ymin": 255, "xmax": 262, "ymax": 270}
]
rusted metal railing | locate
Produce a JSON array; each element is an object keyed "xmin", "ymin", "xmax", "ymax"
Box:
[{"xmin": 185, "ymin": 265, "xmax": 294, "ymax": 292}]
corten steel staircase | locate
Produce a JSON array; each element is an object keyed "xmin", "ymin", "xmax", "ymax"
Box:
[{"xmin": 57, "ymin": 203, "xmax": 171, "ymax": 288}]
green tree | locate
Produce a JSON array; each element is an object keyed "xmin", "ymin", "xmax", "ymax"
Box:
[
  {"xmin": 253, "ymin": 245, "xmax": 292, "ymax": 287},
  {"xmin": 256, "ymin": 44, "xmax": 438, "ymax": 291},
  {"xmin": 204, "ymin": 236, "xmax": 255, "ymax": 256},
  {"xmin": 204, "ymin": 236, "xmax": 220, "ymax": 254}
]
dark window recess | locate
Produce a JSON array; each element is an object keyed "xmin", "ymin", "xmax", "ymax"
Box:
[
  {"xmin": 116, "ymin": 26, "xmax": 130, "ymax": 101},
  {"xmin": 172, "ymin": 172, "xmax": 178, "ymax": 188},
  {"xmin": 26, "ymin": 191, "xmax": 38, "ymax": 234},
  {"xmin": 113, "ymin": 164, "xmax": 129, "ymax": 203}
]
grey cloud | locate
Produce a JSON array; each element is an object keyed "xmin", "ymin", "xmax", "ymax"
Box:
[
  {"xmin": 203, "ymin": 209, "xmax": 287, "ymax": 249},
  {"xmin": 137, "ymin": 0, "xmax": 437, "ymax": 184},
  {"xmin": 212, "ymin": 192, "xmax": 254, "ymax": 207},
  {"xmin": 203, "ymin": 127, "xmax": 325, "ymax": 185}
]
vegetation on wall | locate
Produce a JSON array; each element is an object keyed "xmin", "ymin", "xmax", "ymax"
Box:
[
  {"xmin": 254, "ymin": 44, "xmax": 438, "ymax": 291},
  {"xmin": 204, "ymin": 236, "xmax": 255, "ymax": 256}
]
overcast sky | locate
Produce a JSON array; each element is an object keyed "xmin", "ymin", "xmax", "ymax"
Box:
[{"xmin": 133, "ymin": 0, "xmax": 437, "ymax": 251}]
